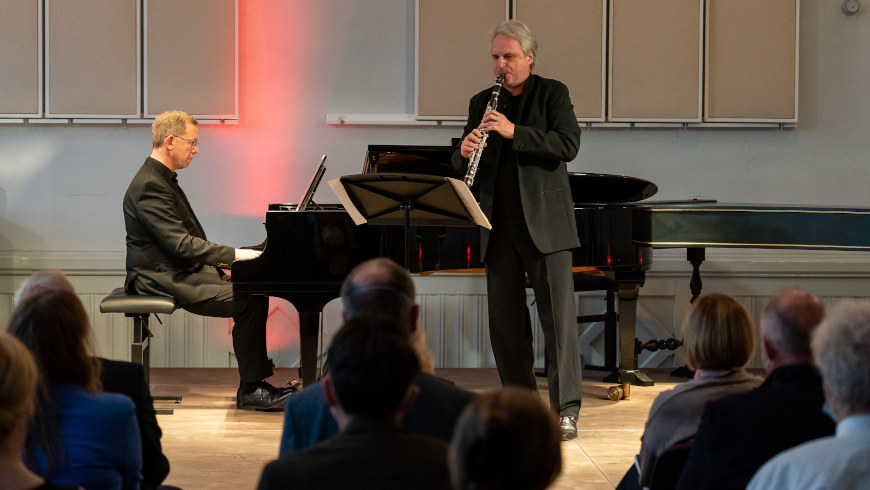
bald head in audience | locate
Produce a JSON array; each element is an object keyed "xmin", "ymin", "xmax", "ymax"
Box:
[
  {"xmin": 340, "ymin": 257, "xmax": 433, "ymax": 373},
  {"xmin": 15, "ymin": 269, "xmax": 75, "ymax": 305},
  {"xmin": 760, "ymin": 288, "xmax": 825, "ymax": 372}
]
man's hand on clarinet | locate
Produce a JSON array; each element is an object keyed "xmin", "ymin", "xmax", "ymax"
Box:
[
  {"xmin": 461, "ymin": 129, "xmax": 484, "ymax": 159},
  {"xmin": 480, "ymin": 109, "xmax": 515, "ymax": 140}
]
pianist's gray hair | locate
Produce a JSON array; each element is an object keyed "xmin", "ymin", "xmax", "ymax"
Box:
[
  {"xmin": 492, "ymin": 20, "xmax": 537, "ymax": 70},
  {"xmin": 812, "ymin": 299, "xmax": 870, "ymax": 417},
  {"xmin": 152, "ymin": 110, "xmax": 198, "ymax": 148}
]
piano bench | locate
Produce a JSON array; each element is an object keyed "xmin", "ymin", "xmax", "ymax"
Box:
[
  {"xmin": 573, "ymin": 271, "xmax": 617, "ymax": 326},
  {"xmin": 99, "ymin": 288, "xmax": 181, "ymax": 414},
  {"xmin": 572, "ymin": 271, "xmax": 619, "ymax": 371}
]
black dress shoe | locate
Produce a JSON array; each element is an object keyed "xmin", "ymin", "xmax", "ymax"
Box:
[
  {"xmin": 236, "ymin": 381, "xmax": 294, "ymax": 411},
  {"xmin": 559, "ymin": 415, "xmax": 578, "ymax": 441}
]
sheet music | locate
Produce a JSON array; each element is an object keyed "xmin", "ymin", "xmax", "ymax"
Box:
[
  {"xmin": 448, "ymin": 178, "xmax": 491, "ymax": 229},
  {"xmin": 295, "ymin": 155, "xmax": 327, "ymax": 212}
]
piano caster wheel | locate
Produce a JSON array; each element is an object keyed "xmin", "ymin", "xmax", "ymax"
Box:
[{"xmin": 607, "ymin": 382, "xmax": 631, "ymax": 401}]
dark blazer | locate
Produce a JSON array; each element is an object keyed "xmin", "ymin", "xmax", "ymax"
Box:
[
  {"xmin": 279, "ymin": 372, "xmax": 476, "ymax": 456},
  {"xmin": 99, "ymin": 358, "xmax": 170, "ymax": 490},
  {"xmin": 123, "ymin": 157, "xmax": 234, "ymax": 304},
  {"xmin": 676, "ymin": 364, "xmax": 836, "ymax": 490},
  {"xmin": 261, "ymin": 418, "xmax": 451, "ymax": 490},
  {"xmin": 451, "ymin": 74, "xmax": 581, "ymax": 259}
]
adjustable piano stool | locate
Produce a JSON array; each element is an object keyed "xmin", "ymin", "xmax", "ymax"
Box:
[
  {"xmin": 573, "ymin": 268, "xmax": 619, "ymax": 368},
  {"xmin": 536, "ymin": 268, "xmax": 619, "ymax": 379},
  {"xmin": 572, "ymin": 270, "xmax": 648, "ymax": 397},
  {"xmin": 99, "ymin": 288, "xmax": 181, "ymax": 415}
]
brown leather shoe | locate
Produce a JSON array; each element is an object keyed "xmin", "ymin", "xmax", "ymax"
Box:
[
  {"xmin": 560, "ymin": 415, "xmax": 578, "ymax": 441},
  {"xmin": 236, "ymin": 381, "xmax": 293, "ymax": 411}
]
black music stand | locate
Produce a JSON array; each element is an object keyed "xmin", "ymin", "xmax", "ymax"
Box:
[{"xmin": 328, "ymin": 173, "xmax": 490, "ymax": 268}]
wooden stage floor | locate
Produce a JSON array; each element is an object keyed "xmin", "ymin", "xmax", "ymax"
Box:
[{"xmin": 151, "ymin": 367, "xmax": 705, "ymax": 489}]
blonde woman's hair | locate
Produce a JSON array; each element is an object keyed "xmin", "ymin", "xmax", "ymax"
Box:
[
  {"xmin": 681, "ymin": 293, "xmax": 755, "ymax": 371},
  {"xmin": 0, "ymin": 332, "xmax": 39, "ymax": 453},
  {"xmin": 152, "ymin": 110, "xmax": 198, "ymax": 148}
]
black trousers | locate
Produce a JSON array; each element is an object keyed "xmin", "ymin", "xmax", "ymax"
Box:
[
  {"xmin": 485, "ymin": 217, "xmax": 581, "ymax": 417},
  {"xmin": 181, "ymin": 272, "xmax": 272, "ymax": 383}
]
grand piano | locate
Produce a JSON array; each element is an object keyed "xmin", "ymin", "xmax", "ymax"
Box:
[
  {"xmin": 232, "ymin": 144, "xmax": 870, "ymax": 387},
  {"xmin": 232, "ymin": 144, "xmax": 657, "ymax": 386}
]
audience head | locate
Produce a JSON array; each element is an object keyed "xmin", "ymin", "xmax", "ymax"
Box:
[
  {"xmin": 340, "ymin": 258, "xmax": 434, "ymax": 372},
  {"xmin": 324, "ymin": 315, "xmax": 421, "ymax": 420},
  {"xmin": 760, "ymin": 288, "xmax": 825, "ymax": 370},
  {"xmin": 811, "ymin": 299, "xmax": 870, "ymax": 420},
  {"xmin": 14, "ymin": 269, "xmax": 75, "ymax": 306},
  {"xmin": 0, "ymin": 332, "xmax": 39, "ymax": 455},
  {"xmin": 449, "ymin": 387, "xmax": 561, "ymax": 490},
  {"xmin": 7, "ymin": 289, "xmax": 101, "ymax": 393},
  {"xmin": 681, "ymin": 293, "xmax": 755, "ymax": 372},
  {"xmin": 151, "ymin": 109, "xmax": 198, "ymax": 148},
  {"xmin": 340, "ymin": 258, "xmax": 416, "ymax": 325}
]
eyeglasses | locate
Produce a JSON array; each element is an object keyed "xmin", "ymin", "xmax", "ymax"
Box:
[{"xmin": 170, "ymin": 135, "xmax": 199, "ymax": 149}]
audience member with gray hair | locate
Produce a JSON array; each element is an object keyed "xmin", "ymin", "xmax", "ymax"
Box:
[
  {"xmin": 14, "ymin": 269, "xmax": 75, "ymax": 304},
  {"xmin": 677, "ymin": 288, "xmax": 835, "ymax": 490},
  {"xmin": 748, "ymin": 299, "xmax": 870, "ymax": 489}
]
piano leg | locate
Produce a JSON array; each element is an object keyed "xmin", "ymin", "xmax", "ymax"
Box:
[
  {"xmin": 604, "ymin": 284, "xmax": 654, "ymax": 387},
  {"xmin": 299, "ymin": 311, "xmax": 321, "ymax": 387},
  {"xmin": 688, "ymin": 247, "xmax": 706, "ymax": 303}
]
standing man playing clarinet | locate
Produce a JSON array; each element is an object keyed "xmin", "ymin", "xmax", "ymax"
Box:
[{"xmin": 451, "ymin": 20, "xmax": 582, "ymax": 440}]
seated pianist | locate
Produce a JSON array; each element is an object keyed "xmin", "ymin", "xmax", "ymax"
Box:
[{"xmin": 123, "ymin": 109, "xmax": 295, "ymax": 411}]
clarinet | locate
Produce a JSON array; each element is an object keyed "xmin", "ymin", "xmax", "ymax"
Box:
[{"xmin": 464, "ymin": 74, "xmax": 505, "ymax": 187}]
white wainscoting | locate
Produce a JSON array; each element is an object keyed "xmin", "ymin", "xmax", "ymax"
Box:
[{"xmin": 2, "ymin": 249, "xmax": 870, "ymax": 370}]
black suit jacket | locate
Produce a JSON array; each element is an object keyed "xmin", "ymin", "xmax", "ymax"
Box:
[
  {"xmin": 99, "ymin": 358, "xmax": 170, "ymax": 490},
  {"xmin": 123, "ymin": 157, "xmax": 234, "ymax": 304},
  {"xmin": 675, "ymin": 364, "xmax": 836, "ymax": 490},
  {"xmin": 279, "ymin": 372, "xmax": 476, "ymax": 455},
  {"xmin": 261, "ymin": 418, "xmax": 451, "ymax": 490},
  {"xmin": 451, "ymin": 74, "xmax": 581, "ymax": 259}
]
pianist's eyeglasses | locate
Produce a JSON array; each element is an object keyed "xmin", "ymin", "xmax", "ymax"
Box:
[{"xmin": 170, "ymin": 135, "xmax": 199, "ymax": 149}]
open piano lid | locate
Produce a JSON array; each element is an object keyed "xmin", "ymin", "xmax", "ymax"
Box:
[
  {"xmin": 364, "ymin": 144, "xmax": 457, "ymax": 177},
  {"xmin": 365, "ymin": 145, "xmax": 657, "ymax": 205},
  {"xmin": 569, "ymin": 172, "xmax": 657, "ymax": 204}
]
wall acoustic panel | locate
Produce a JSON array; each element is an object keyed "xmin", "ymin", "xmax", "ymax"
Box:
[
  {"xmin": 515, "ymin": 0, "xmax": 606, "ymax": 121},
  {"xmin": 609, "ymin": 0, "xmax": 702, "ymax": 122},
  {"xmin": 145, "ymin": 0, "xmax": 237, "ymax": 119},
  {"xmin": 417, "ymin": 0, "xmax": 507, "ymax": 119},
  {"xmin": 0, "ymin": 0, "xmax": 41, "ymax": 117},
  {"xmin": 705, "ymin": 0, "xmax": 798, "ymax": 123},
  {"xmin": 46, "ymin": 0, "xmax": 139, "ymax": 118}
]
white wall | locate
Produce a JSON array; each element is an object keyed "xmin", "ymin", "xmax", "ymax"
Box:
[{"xmin": 1, "ymin": 1, "xmax": 869, "ymax": 370}]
